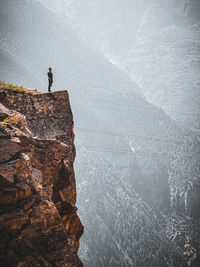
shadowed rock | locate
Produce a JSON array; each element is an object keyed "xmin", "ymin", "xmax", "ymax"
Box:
[{"xmin": 0, "ymin": 88, "xmax": 83, "ymax": 266}]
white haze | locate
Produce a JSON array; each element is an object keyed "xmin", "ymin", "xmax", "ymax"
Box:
[{"xmin": 0, "ymin": 0, "xmax": 200, "ymax": 266}]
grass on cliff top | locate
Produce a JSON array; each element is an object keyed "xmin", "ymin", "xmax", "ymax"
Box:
[
  {"xmin": 0, "ymin": 81, "xmax": 42, "ymax": 94},
  {"xmin": 0, "ymin": 81, "xmax": 27, "ymax": 93}
]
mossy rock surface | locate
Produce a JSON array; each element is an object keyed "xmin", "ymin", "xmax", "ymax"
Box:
[{"xmin": 0, "ymin": 81, "xmax": 27, "ymax": 94}]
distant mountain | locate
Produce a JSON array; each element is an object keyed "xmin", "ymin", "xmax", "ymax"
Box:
[
  {"xmin": 75, "ymin": 150, "xmax": 186, "ymax": 267},
  {"xmin": 1, "ymin": 1, "xmax": 200, "ymax": 266},
  {"xmin": 0, "ymin": 0, "xmax": 182, "ymax": 211},
  {"xmin": 62, "ymin": 0, "xmax": 200, "ymax": 130},
  {"xmin": 0, "ymin": 0, "xmax": 140, "ymax": 96}
]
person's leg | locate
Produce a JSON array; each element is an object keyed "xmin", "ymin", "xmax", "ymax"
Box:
[{"xmin": 48, "ymin": 81, "xmax": 51, "ymax": 92}]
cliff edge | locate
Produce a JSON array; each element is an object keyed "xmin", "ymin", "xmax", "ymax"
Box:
[{"xmin": 0, "ymin": 86, "xmax": 83, "ymax": 266}]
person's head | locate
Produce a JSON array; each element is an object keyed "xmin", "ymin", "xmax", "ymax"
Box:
[{"xmin": 49, "ymin": 67, "xmax": 52, "ymax": 72}]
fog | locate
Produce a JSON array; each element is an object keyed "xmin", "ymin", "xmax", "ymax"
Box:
[{"xmin": 0, "ymin": 0, "xmax": 200, "ymax": 266}]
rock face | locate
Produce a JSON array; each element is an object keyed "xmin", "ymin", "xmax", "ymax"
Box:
[{"xmin": 0, "ymin": 88, "xmax": 83, "ymax": 266}]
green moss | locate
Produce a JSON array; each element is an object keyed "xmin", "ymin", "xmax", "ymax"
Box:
[
  {"xmin": 32, "ymin": 183, "xmax": 39, "ymax": 192},
  {"xmin": 0, "ymin": 81, "xmax": 27, "ymax": 93},
  {"xmin": 0, "ymin": 115, "xmax": 18, "ymax": 130}
]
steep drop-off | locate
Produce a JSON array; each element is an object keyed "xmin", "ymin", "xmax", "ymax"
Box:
[{"xmin": 0, "ymin": 87, "xmax": 83, "ymax": 266}]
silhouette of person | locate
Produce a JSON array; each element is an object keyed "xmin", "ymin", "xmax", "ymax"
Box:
[{"xmin": 47, "ymin": 67, "xmax": 53, "ymax": 92}]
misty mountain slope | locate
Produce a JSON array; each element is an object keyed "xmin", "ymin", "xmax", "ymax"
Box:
[
  {"xmin": 74, "ymin": 128, "xmax": 200, "ymax": 266},
  {"xmin": 62, "ymin": 0, "xmax": 200, "ymax": 130},
  {"xmin": 0, "ymin": 0, "xmax": 140, "ymax": 96},
  {"xmin": 0, "ymin": 0, "xmax": 184, "ymax": 210},
  {"xmin": 49, "ymin": 1, "xmax": 200, "ymax": 258},
  {"xmin": 168, "ymin": 134, "xmax": 200, "ymax": 217},
  {"xmin": 0, "ymin": 0, "xmax": 189, "ymax": 212},
  {"xmin": 0, "ymin": 47, "xmax": 39, "ymax": 86},
  {"xmin": 75, "ymin": 148, "xmax": 186, "ymax": 267},
  {"xmin": 73, "ymin": 92, "xmax": 186, "ymax": 213},
  {"xmin": 1, "ymin": 1, "xmax": 200, "ymax": 266}
]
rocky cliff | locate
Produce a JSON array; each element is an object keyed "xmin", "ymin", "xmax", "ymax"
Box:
[{"xmin": 0, "ymin": 86, "xmax": 83, "ymax": 266}]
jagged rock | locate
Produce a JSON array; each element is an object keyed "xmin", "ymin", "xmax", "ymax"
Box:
[
  {"xmin": 15, "ymin": 153, "xmax": 32, "ymax": 184},
  {"xmin": 32, "ymin": 167, "xmax": 43, "ymax": 185},
  {"xmin": 0, "ymin": 90, "xmax": 74, "ymax": 142},
  {"xmin": 38, "ymin": 185, "xmax": 53, "ymax": 202},
  {"xmin": 0, "ymin": 209, "xmax": 28, "ymax": 229},
  {"xmin": 0, "ymin": 183, "xmax": 31, "ymax": 205},
  {"xmin": 0, "ymin": 127, "xmax": 10, "ymax": 138},
  {"xmin": 0, "ymin": 103, "xmax": 12, "ymax": 120},
  {"xmin": 0, "ymin": 163, "xmax": 16, "ymax": 185},
  {"xmin": 0, "ymin": 138, "xmax": 20, "ymax": 163},
  {"xmin": 20, "ymin": 195, "xmax": 37, "ymax": 211},
  {"xmin": 0, "ymin": 89, "xmax": 83, "ymax": 266}
]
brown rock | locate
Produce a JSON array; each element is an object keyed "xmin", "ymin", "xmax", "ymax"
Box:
[
  {"xmin": 0, "ymin": 89, "xmax": 83, "ymax": 266},
  {"xmin": 0, "ymin": 103, "xmax": 12, "ymax": 120},
  {"xmin": 0, "ymin": 209, "xmax": 28, "ymax": 229},
  {"xmin": 0, "ymin": 187, "xmax": 19, "ymax": 205},
  {"xmin": 15, "ymin": 183, "xmax": 32, "ymax": 199},
  {"xmin": 15, "ymin": 153, "xmax": 32, "ymax": 184},
  {"xmin": 0, "ymin": 138, "xmax": 20, "ymax": 163},
  {"xmin": 0, "ymin": 163, "xmax": 16, "ymax": 185},
  {"xmin": 39, "ymin": 185, "xmax": 53, "ymax": 201},
  {"xmin": 20, "ymin": 195, "xmax": 37, "ymax": 211},
  {"xmin": 17, "ymin": 256, "xmax": 53, "ymax": 267},
  {"xmin": 0, "ymin": 183, "xmax": 31, "ymax": 205}
]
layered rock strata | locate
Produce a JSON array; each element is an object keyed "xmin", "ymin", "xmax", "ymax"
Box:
[{"xmin": 0, "ymin": 89, "xmax": 83, "ymax": 266}]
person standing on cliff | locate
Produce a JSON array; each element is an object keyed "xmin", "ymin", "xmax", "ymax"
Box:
[{"xmin": 47, "ymin": 67, "xmax": 53, "ymax": 92}]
